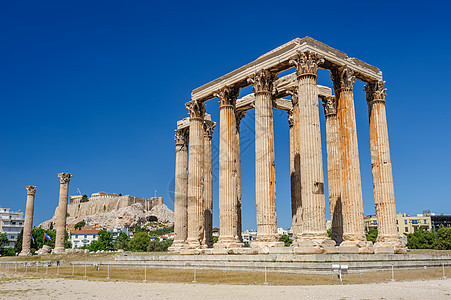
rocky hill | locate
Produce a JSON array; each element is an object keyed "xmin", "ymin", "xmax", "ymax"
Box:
[{"xmin": 39, "ymin": 203, "xmax": 174, "ymax": 230}]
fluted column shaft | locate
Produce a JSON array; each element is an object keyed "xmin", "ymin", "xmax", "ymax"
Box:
[
  {"xmin": 365, "ymin": 81, "xmax": 402, "ymax": 250},
  {"xmin": 20, "ymin": 186, "xmax": 37, "ymax": 256},
  {"xmin": 186, "ymin": 100, "xmax": 205, "ymax": 248},
  {"xmin": 55, "ymin": 173, "xmax": 71, "ymax": 252},
  {"xmin": 236, "ymin": 111, "xmax": 245, "ymax": 242},
  {"xmin": 287, "ymin": 94, "xmax": 302, "ymax": 237},
  {"xmin": 215, "ymin": 86, "xmax": 242, "ymax": 247},
  {"xmin": 171, "ymin": 128, "xmax": 189, "ymax": 250},
  {"xmin": 250, "ymin": 70, "xmax": 277, "ymax": 243},
  {"xmin": 331, "ymin": 67, "xmax": 366, "ymax": 245},
  {"xmin": 203, "ymin": 121, "xmax": 215, "ymax": 247},
  {"xmin": 323, "ymin": 96, "xmax": 343, "ymax": 244},
  {"xmin": 291, "ymin": 52, "xmax": 329, "ymax": 241}
]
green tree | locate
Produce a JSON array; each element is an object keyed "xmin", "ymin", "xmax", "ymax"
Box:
[
  {"xmin": 74, "ymin": 221, "xmax": 86, "ymax": 231},
  {"xmin": 14, "ymin": 229, "xmax": 23, "ymax": 253},
  {"xmin": 149, "ymin": 226, "xmax": 174, "ymax": 236},
  {"xmin": 279, "ymin": 234, "xmax": 292, "ymax": 247},
  {"xmin": 436, "ymin": 227, "xmax": 451, "ymax": 250},
  {"xmin": 213, "ymin": 236, "xmax": 219, "ymax": 243},
  {"xmin": 366, "ymin": 229, "xmax": 378, "ymax": 243},
  {"xmin": 80, "ymin": 194, "xmax": 89, "ymax": 203},
  {"xmin": 98, "ymin": 229, "xmax": 114, "ymax": 250},
  {"xmin": 406, "ymin": 228, "xmax": 437, "ymax": 249},
  {"xmin": 0, "ymin": 233, "xmax": 10, "ymax": 255},
  {"xmin": 147, "ymin": 239, "xmax": 173, "ymax": 252},
  {"xmin": 129, "ymin": 232, "xmax": 150, "ymax": 252},
  {"xmin": 114, "ymin": 232, "xmax": 130, "ymax": 250}
]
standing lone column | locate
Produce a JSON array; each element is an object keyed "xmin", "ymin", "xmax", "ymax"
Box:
[
  {"xmin": 331, "ymin": 67, "xmax": 372, "ymax": 253},
  {"xmin": 186, "ymin": 100, "xmax": 206, "ymax": 249},
  {"xmin": 203, "ymin": 120, "xmax": 215, "ymax": 248},
  {"xmin": 248, "ymin": 69, "xmax": 280, "ymax": 247},
  {"xmin": 322, "ymin": 95, "xmax": 343, "ymax": 245},
  {"xmin": 365, "ymin": 81, "xmax": 406, "ymax": 254},
  {"xmin": 235, "ymin": 111, "xmax": 245, "ymax": 242},
  {"xmin": 19, "ymin": 186, "xmax": 37, "ymax": 256},
  {"xmin": 290, "ymin": 51, "xmax": 336, "ymax": 253},
  {"xmin": 287, "ymin": 89, "xmax": 302, "ymax": 239},
  {"xmin": 214, "ymin": 86, "xmax": 243, "ymax": 248},
  {"xmin": 54, "ymin": 172, "xmax": 72, "ymax": 253},
  {"xmin": 169, "ymin": 128, "xmax": 189, "ymax": 252}
]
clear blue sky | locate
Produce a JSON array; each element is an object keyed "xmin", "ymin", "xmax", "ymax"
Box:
[{"xmin": 1, "ymin": 1, "xmax": 450, "ymax": 229}]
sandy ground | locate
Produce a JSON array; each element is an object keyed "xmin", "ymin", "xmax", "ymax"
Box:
[{"xmin": 0, "ymin": 275, "xmax": 450, "ymax": 299}]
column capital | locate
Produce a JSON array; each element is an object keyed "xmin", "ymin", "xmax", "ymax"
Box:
[
  {"xmin": 203, "ymin": 121, "xmax": 215, "ymax": 140},
  {"xmin": 287, "ymin": 109, "xmax": 294, "ymax": 128},
  {"xmin": 186, "ymin": 99, "xmax": 206, "ymax": 120},
  {"xmin": 248, "ymin": 69, "xmax": 277, "ymax": 95},
  {"xmin": 286, "ymin": 87, "xmax": 299, "ymax": 106},
  {"xmin": 58, "ymin": 173, "xmax": 72, "ymax": 184},
  {"xmin": 175, "ymin": 128, "xmax": 189, "ymax": 150},
  {"xmin": 215, "ymin": 86, "xmax": 239, "ymax": 108},
  {"xmin": 290, "ymin": 51, "xmax": 324, "ymax": 77},
  {"xmin": 330, "ymin": 66, "xmax": 356, "ymax": 93},
  {"xmin": 235, "ymin": 110, "xmax": 246, "ymax": 130},
  {"xmin": 364, "ymin": 80, "xmax": 387, "ymax": 105},
  {"xmin": 322, "ymin": 95, "xmax": 338, "ymax": 117},
  {"xmin": 26, "ymin": 186, "xmax": 37, "ymax": 195}
]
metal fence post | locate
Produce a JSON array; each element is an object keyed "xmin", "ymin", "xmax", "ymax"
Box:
[
  {"xmin": 25, "ymin": 263, "xmax": 27, "ymax": 273},
  {"xmin": 144, "ymin": 265, "xmax": 147, "ymax": 282},
  {"xmin": 192, "ymin": 267, "xmax": 197, "ymax": 283},
  {"xmin": 36, "ymin": 263, "xmax": 38, "ymax": 273},
  {"xmin": 443, "ymin": 262, "xmax": 447, "ymax": 279},
  {"xmin": 72, "ymin": 264, "xmax": 75, "ymax": 276},
  {"xmin": 264, "ymin": 266, "xmax": 268, "ymax": 285},
  {"xmin": 391, "ymin": 265, "xmax": 395, "ymax": 282},
  {"xmin": 84, "ymin": 263, "xmax": 87, "ymax": 278},
  {"xmin": 107, "ymin": 265, "xmax": 110, "ymax": 280}
]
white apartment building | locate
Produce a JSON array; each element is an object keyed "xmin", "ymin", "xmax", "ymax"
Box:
[
  {"xmin": 0, "ymin": 207, "xmax": 24, "ymax": 247},
  {"xmin": 70, "ymin": 230, "xmax": 100, "ymax": 249}
]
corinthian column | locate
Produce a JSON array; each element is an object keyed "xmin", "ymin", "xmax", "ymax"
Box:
[
  {"xmin": 186, "ymin": 100, "xmax": 206, "ymax": 249},
  {"xmin": 169, "ymin": 128, "xmax": 189, "ymax": 252},
  {"xmin": 203, "ymin": 120, "xmax": 215, "ymax": 248},
  {"xmin": 54, "ymin": 172, "xmax": 72, "ymax": 253},
  {"xmin": 365, "ymin": 81, "xmax": 406, "ymax": 254},
  {"xmin": 248, "ymin": 70, "xmax": 279, "ymax": 246},
  {"xmin": 287, "ymin": 89, "xmax": 302, "ymax": 239},
  {"xmin": 214, "ymin": 86, "xmax": 243, "ymax": 248},
  {"xmin": 19, "ymin": 186, "xmax": 37, "ymax": 256},
  {"xmin": 290, "ymin": 51, "xmax": 336, "ymax": 253},
  {"xmin": 331, "ymin": 66, "xmax": 372, "ymax": 253},
  {"xmin": 236, "ymin": 111, "xmax": 245, "ymax": 242},
  {"xmin": 322, "ymin": 96, "xmax": 343, "ymax": 245}
]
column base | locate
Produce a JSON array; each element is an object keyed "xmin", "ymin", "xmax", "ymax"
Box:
[
  {"xmin": 292, "ymin": 236, "xmax": 338, "ymax": 254},
  {"xmin": 339, "ymin": 240, "xmax": 374, "ymax": 254},
  {"xmin": 214, "ymin": 237, "xmax": 244, "ymax": 249},
  {"xmin": 52, "ymin": 247, "xmax": 66, "ymax": 254},
  {"xmin": 374, "ymin": 239, "xmax": 407, "ymax": 254},
  {"xmin": 168, "ymin": 241, "xmax": 187, "ymax": 253},
  {"xmin": 250, "ymin": 241, "xmax": 284, "ymax": 254},
  {"xmin": 18, "ymin": 251, "xmax": 31, "ymax": 256}
]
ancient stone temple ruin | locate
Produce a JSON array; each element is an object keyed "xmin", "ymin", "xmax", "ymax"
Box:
[{"xmin": 170, "ymin": 37, "xmax": 406, "ymax": 255}]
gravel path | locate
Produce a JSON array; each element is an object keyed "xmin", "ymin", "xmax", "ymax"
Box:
[{"xmin": 0, "ymin": 275, "xmax": 450, "ymax": 299}]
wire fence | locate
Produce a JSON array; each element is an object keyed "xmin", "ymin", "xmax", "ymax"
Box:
[{"xmin": 0, "ymin": 261, "xmax": 449, "ymax": 285}]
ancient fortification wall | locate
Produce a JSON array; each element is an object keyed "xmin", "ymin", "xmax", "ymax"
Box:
[{"xmin": 67, "ymin": 195, "xmax": 163, "ymax": 219}]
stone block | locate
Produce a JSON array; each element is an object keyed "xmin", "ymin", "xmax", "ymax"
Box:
[{"xmin": 374, "ymin": 246, "xmax": 395, "ymax": 255}]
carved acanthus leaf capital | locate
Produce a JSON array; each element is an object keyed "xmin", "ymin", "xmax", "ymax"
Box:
[
  {"xmin": 235, "ymin": 110, "xmax": 246, "ymax": 130},
  {"xmin": 364, "ymin": 81, "xmax": 387, "ymax": 104},
  {"xmin": 185, "ymin": 99, "xmax": 206, "ymax": 120},
  {"xmin": 330, "ymin": 66, "xmax": 356, "ymax": 93},
  {"xmin": 58, "ymin": 173, "xmax": 72, "ymax": 184},
  {"xmin": 248, "ymin": 69, "xmax": 277, "ymax": 95},
  {"xmin": 214, "ymin": 86, "xmax": 239, "ymax": 108},
  {"xmin": 203, "ymin": 121, "xmax": 215, "ymax": 140},
  {"xmin": 290, "ymin": 51, "xmax": 324, "ymax": 77},
  {"xmin": 286, "ymin": 87, "xmax": 299, "ymax": 106},
  {"xmin": 322, "ymin": 96, "xmax": 338, "ymax": 117},
  {"xmin": 287, "ymin": 109, "xmax": 294, "ymax": 128},
  {"xmin": 26, "ymin": 186, "xmax": 37, "ymax": 195},
  {"xmin": 175, "ymin": 128, "xmax": 189, "ymax": 149}
]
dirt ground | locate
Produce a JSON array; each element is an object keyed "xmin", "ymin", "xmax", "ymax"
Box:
[{"xmin": 0, "ymin": 274, "xmax": 450, "ymax": 300}]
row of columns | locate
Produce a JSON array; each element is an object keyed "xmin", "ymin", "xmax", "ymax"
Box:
[
  {"xmin": 172, "ymin": 50, "xmax": 404, "ymax": 254},
  {"xmin": 19, "ymin": 172, "xmax": 72, "ymax": 255}
]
